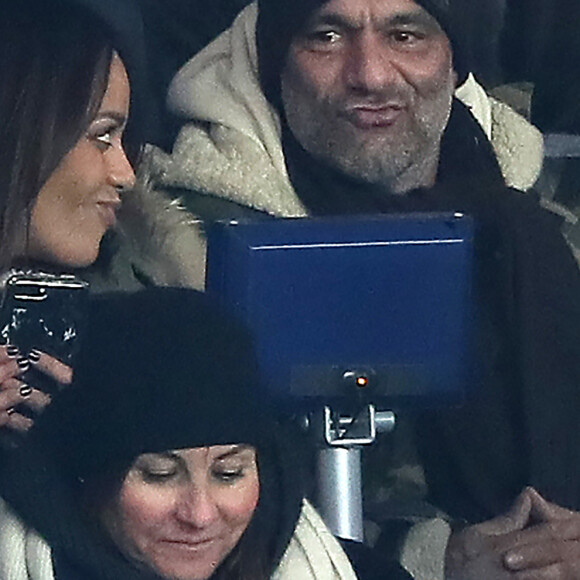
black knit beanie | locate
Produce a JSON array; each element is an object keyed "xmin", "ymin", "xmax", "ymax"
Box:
[
  {"xmin": 257, "ymin": 0, "xmax": 471, "ymax": 107},
  {"xmin": 29, "ymin": 287, "xmax": 270, "ymax": 486}
]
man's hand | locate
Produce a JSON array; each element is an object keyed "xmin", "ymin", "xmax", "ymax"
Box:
[
  {"xmin": 501, "ymin": 488, "xmax": 580, "ymax": 579},
  {"xmin": 446, "ymin": 488, "xmax": 580, "ymax": 580},
  {"xmin": 445, "ymin": 488, "xmax": 533, "ymax": 580}
]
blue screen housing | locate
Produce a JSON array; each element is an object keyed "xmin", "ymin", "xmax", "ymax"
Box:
[{"xmin": 206, "ymin": 213, "xmax": 474, "ymax": 409}]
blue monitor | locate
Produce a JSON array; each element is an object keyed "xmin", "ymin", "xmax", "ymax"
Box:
[{"xmin": 206, "ymin": 213, "xmax": 475, "ymax": 410}]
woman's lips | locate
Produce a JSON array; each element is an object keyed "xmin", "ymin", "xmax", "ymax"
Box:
[
  {"xmin": 96, "ymin": 200, "xmax": 121, "ymax": 228},
  {"xmin": 160, "ymin": 537, "xmax": 218, "ymax": 551},
  {"xmin": 345, "ymin": 104, "xmax": 405, "ymax": 128}
]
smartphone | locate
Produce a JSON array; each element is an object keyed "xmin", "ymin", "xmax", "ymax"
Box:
[{"xmin": 0, "ymin": 271, "xmax": 88, "ymax": 370}]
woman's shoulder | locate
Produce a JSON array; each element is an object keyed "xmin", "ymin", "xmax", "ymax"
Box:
[
  {"xmin": 0, "ymin": 497, "xmax": 54, "ymax": 580},
  {"xmin": 274, "ymin": 500, "xmax": 356, "ymax": 579},
  {"xmin": 274, "ymin": 500, "xmax": 410, "ymax": 580}
]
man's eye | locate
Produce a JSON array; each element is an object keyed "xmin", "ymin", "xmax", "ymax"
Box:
[
  {"xmin": 306, "ymin": 29, "xmax": 342, "ymax": 45},
  {"xmin": 390, "ymin": 29, "xmax": 424, "ymax": 45}
]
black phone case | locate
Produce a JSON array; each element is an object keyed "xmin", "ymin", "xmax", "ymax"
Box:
[{"xmin": 0, "ymin": 272, "xmax": 88, "ymax": 396}]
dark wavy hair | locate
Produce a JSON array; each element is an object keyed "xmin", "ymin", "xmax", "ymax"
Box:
[
  {"xmin": 0, "ymin": 1, "xmax": 143, "ymax": 269},
  {"xmin": 211, "ymin": 442, "xmax": 288, "ymax": 580}
]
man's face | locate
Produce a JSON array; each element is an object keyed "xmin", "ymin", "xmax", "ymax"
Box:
[{"xmin": 281, "ymin": 0, "xmax": 457, "ymax": 193}]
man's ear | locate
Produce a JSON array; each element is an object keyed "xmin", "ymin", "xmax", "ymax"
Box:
[{"xmin": 453, "ymin": 69, "xmax": 459, "ymax": 88}]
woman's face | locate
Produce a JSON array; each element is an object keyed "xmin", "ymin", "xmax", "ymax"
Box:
[
  {"xmin": 27, "ymin": 52, "xmax": 135, "ymax": 268},
  {"xmin": 104, "ymin": 445, "xmax": 260, "ymax": 580}
]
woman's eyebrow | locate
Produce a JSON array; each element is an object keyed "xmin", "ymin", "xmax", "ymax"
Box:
[
  {"xmin": 132, "ymin": 452, "xmax": 180, "ymax": 471},
  {"xmin": 139, "ymin": 451, "xmax": 178, "ymax": 462},
  {"xmin": 92, "ymin": 111, "xmax": 127, "ymax": 125},
  {"xmin": 215, "ymin": 444, "xmax": 253, "ymax": 460}
]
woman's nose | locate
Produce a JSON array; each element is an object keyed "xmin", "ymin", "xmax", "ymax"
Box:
[
  {"xmin": 174, "ymin": 484, "xmax": 219, "ymax": 528},
  {"xmin": 107, "ymin": 144, "xmax": 136, "ymax": 192}
]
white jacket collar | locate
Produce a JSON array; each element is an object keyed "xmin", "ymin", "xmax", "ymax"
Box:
[{"xmin": 0, "ymin": 498, "xmax": 356, "ymax": 580}]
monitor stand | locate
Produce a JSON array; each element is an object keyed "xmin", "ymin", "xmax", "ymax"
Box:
[{"xmin": 308, "ymin": 404, "xmax": 396, "ymax": 542}]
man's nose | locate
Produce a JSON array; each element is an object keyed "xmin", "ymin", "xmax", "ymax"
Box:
[
  {"xmin": 344, "ymin": 31, "xmax": 402, "ymax": 92},
  {"xmin": 107, "ymin": 143, "xmax": 136, "ymax": 192},
  {"xmin": 174, "ymin": 484, "xmax": 219, "ymax": 528}
]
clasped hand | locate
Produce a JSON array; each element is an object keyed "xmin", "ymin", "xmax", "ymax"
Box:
[{"xmin": 446, "ymin": 486, "xmax": 580, "ymax": 579}]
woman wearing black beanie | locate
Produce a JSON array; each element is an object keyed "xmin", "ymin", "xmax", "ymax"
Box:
[{"xmin": 0, "ymin": 288, "xmax": 409, "ymax": 580}]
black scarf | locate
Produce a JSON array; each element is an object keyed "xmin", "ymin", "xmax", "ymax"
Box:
[
  {"xmin": 282, "ymin": 98, "xmax": 506, "ymax": 215},
  {"xmin": 283, "ymin": 99, "xmax": 580, "ymax": 522},
  {"xmin": 416, "ymin": 188, "xmax": 580, "ymax": 522}
]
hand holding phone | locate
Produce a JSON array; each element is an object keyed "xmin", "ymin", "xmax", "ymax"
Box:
[
  {"xmin": 0, "ymin": 272, "xmax": 88, "ymax": 365},
  {"xmin": 0, "ymin": 345, "xmax": 56, "ymax": 432},
  {"xmin": 0, "ymin": 272, "xmax": 86, "ymax": 433}
]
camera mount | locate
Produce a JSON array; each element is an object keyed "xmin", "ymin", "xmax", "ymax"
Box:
[{"xmin": 306, "ymin": 402, "xmax": 396, "ymax": 542}]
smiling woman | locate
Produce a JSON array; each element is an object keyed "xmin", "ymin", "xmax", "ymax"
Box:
[
  {"xmin": 0, "ymin": 1, "xmax": 144, "ymax": 271},
  {"xmin": 26, "ymin": 53, "xmax": 135, "ymax": 266},
  {"xmin": 27, "ymin": 53, "xmax": 135, "ymax": 268},
  {"xmin": 0, "ymin": 0, "xmax": 146, "ymax": 434},
  {"xmin": 0, "ymin": 288, "xmax": 390, "ymax": 580},
  {"xmin": 106, "ymin": 445, "xmax": 260, "ymax": 580}
]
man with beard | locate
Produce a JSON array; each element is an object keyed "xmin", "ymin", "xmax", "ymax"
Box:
[
  {"xmin": 278, "ymin": 0, "xmax": 457, "ymax": 195},
  {"xmin": 147, "ymin": 0, "xmax": 580, "ymax": 578}
]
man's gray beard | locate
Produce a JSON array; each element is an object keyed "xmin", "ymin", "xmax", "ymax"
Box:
[
  {"xmin": 305, "ymin": 124, "xmax": 444, "ymax": 192},
  {"xmin": 283, "ymin": 83, "xmax": 454, "ymax": 194}
]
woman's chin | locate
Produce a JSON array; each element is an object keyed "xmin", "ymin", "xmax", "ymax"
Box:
[{"xmin": 31, "ymin": 243, "xmax": 101, "ymax": 271}]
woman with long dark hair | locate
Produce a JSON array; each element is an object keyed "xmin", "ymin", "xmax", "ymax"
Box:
[
  {"xmin": 0, "ymin": 0, "xmax": 148, "ymax": 432},
  {"xmin": 0, "ymin": 0, "xmax": 146, "ymax": 270}
]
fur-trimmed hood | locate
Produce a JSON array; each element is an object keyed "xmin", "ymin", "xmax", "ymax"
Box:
[
  {"xmin": 153, "ymin": 1, "xmax": 543, "ymax": 215},
  {"xmin": 84, "ymin": 155, "xmax": 208, "ymax": 291}
]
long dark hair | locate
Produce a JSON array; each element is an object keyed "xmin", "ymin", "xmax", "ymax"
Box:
[
  {"xmin": 212, "ymin": 448, "xmax": 281, "ymax": 580},
  {"xmin": 0, "ymin": 1, "xmax": 142, "ymax": 269}
]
